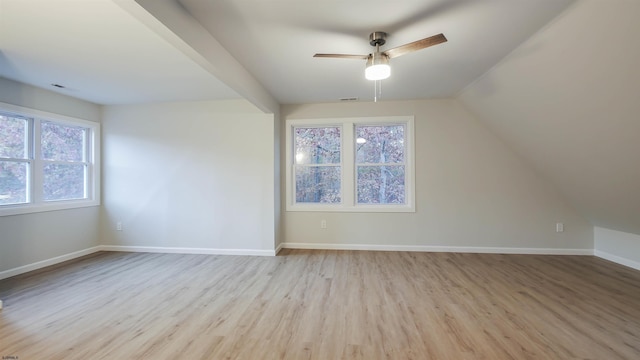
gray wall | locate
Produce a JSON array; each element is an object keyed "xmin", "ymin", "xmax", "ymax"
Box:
[
  {"xmin": 0, "ymin": 77, "xmax": 101, "ymax": 274},
  {"xmin": 100, "ymin": 100, "xmax": 277, "ymax": 253},
  {"xmin": 595, "ymin": 227, "xmax": 640, "ymax": 270},
  {"xmin": 281, "ymin": 99, "xmax": 593, "ymax": 251}
]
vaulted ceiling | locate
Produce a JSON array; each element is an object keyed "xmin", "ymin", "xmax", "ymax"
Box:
[
  {"xmin": 1, "ymin": 0, "xmax": 572, "ymax": 106},
  {"xmin": 175, "ymin": 0, "xmax": 572, "ymax": 104},
  {"xmin": 459, "ymin": 1, "xmax": 640, "ymax": 236}
]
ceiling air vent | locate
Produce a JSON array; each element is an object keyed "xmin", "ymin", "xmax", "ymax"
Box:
[{"xmin": 339, "ymin": 97, "xmax": 359, "ymax": 102}]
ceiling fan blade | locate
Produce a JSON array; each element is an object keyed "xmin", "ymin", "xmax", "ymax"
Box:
[
  {"xmin": 383, "ymin": 33, "xmax": 447, "ymax": 59},
  {"xmin": 313, "ymin": 53, "xmax": 369, "ymax": 60}
]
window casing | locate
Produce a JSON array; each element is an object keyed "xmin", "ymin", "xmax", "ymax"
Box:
[
  {"xmin": 286, "ymin": 116, "xmax": 415, "ymax": 212},
  {"xmin": 0, "ymin": 102, "xmax": 100, "ymax": 216}
]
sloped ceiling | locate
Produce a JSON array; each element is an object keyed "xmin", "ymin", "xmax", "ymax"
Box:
[
  {"xmin": 458, "ymin": 1, "xmax": 640, "ymax": 236},
  {"xmin": 176, "ymin": 0, "xmax": 573, "ymax": 104},
  {"xmin": 0, "ymin": 0, "xmax": 574, "ymax": 107}
]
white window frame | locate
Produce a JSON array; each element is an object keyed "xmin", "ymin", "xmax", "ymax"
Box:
[
  {"xmin": 0, "ymin": 102, "xmax": 100, "ymax": 217},
  {"xmin": 286, "ymin": 116, "xmax": 415, "ymax": 212}
]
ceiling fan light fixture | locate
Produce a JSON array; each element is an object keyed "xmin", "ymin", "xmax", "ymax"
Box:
[{"xmin": 365, "ymin": 52, "xmax": 390, "ymax": 80}]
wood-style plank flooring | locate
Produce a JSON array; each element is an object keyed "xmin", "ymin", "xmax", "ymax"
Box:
[{"xmin": 1, "ymin": 250, "xmax": 639, "ymax": 359}]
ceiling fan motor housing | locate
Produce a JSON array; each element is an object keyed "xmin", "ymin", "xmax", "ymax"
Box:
[{"xmin": 366, "ymin": 51, "xmax": 390, "ymax": 67}]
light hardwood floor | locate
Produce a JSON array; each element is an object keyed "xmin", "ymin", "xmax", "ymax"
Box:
[{"xmin": 1, "ymin": 250, "xmax": 639, "ymax": 359}]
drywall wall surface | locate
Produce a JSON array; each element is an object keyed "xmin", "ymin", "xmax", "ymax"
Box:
[
  {"xmin": 0, "ymin": 207, "xmax": 100, "ymax": 273},
  {"xmin": 0, "ymin": 78, "xmax": 101, "ymax": 273},
  {"xmin": 595, "ymin": 227, "xmax": 640, "ymax": 270},
  {"xmin": 281, "ymin": 99, "xmax": 592, "ymax": 251},
  {"xmin": 458, "ymin": 1, "xmax": 640, "ymax": 235},
  {"xmin": 101, "ymin": 100, "xmax": 276, "ymax": 252},
  {"xmin": 273, "ymin": 106, "xmax": 283, "ymax": 248}
]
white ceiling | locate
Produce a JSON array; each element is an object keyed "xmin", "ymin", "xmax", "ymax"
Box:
[
  {"xmin": 0, "ymin": 0, "xmax": 239, "ymax": 104},
  {"xmin": 0, "ymin": 0, "xmax": 573, "ymax": 106},
  {"xmin": 177, "ymin": 0, "xmax": 573, "ymax": 104}
]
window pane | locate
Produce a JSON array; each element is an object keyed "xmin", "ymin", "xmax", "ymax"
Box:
[
  {"xmin": 43, "ymin": 163, "xmax": 86, "ymax": 201},
  {"xmin": 0, "ymin": 114, "xmax": 28, "ymax": 159},
  {"xmin": 295, "ymin": 166, "xmax": 341, "ymax": 203},
  {"xmin": 41, "ymin": 121, "xmax": 86, "ymax": 162},
  {"xmin": 295, "ymin": 127, "xmax": 340, "ymax": 164},
  {"xmin": 357, "ymin": 165, "xmax": 405, "ymax": 204},
  {"xmin": 0, "ymin": 161, "xmax": 28, "ymax": 205},
  {"xmin": 356, "ymin": 125, "xmax": 404, "ymax": 164}
]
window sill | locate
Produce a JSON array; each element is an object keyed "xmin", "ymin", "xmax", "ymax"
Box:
[
  {"xmin": 0, "ymin": 199, "xmax": 100, "ymax": 217},
  {"xmin": 286, "ymin": 204, "xmax": 415, "ymax": 213}
]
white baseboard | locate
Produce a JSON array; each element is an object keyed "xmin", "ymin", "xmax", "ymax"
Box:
[
  {"xmin": 0, "ymin": 245, "xmax": 274, "ymax": 280},
  {"xmin": 595, "ymin": 250, "xmax": 640, "ymax": 271},
  {"xmin": 99, "ymin": 245, "xmax": 276, "ymax": 257},
  {"xmin": 0, "ymin": 246, "xmax": 102, "ymax": 281},
  {"xmin": 275, "ymin": 242, "xmax": 285, "ymax": 255},
  {"xmin": 0, "ymin": 243, "xmax": 596, "ymax": 282},
  {"xmin": 280, "ymin": 242, "xmax": 594, "ymax": 255}
]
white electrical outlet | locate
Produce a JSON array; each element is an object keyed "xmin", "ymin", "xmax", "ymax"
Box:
[
  {"xmin": 116, "ymin": 222, "xmax": 123, "ymax": 231},
  {"xmin": 321, "ymin": 220, "xmax": 327, "ymax": 229},
  {"xmin": 556, "ymin": 222, "xmax": 564, "ymax": 233}
]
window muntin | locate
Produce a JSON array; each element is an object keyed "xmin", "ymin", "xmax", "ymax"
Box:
[
  {"xmin": 286, "ymin": 116, "xmax": 414, "ymax": 212},
  {"xmin": 0, "ymin": 103, "xmax": 100, "ymax": 216}
]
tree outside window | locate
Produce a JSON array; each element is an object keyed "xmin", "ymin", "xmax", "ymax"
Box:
[
  {"xmin": 41, "ymin": 121, "xmax": 88, "ymax": 201},
  {"xmin": 293, "ymin": 126, "xmax": 341, "ymax": 203},
  {"xmin": 0, "ymin": 104, "xmax": 99, "ymax": 216},
  {"xmin": 0, "ymin": 114, "xmax": 29, "ymax": 205},
  {"xmin": 355, "ymin": 124, "xmax": 405, "ymax": 204},
  {"xmin": 286, "ymin": 116, "xmax": 414, "ymax": 212}
]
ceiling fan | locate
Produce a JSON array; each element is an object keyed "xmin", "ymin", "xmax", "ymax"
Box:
[{"xmin": 314, "ymin": 32, "xmax": 447, "ymax": 81}]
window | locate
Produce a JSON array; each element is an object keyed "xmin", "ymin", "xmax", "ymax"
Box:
[
  {"xmin": 0, "ymin": 102, "xmax": 100, "ymax": 216},
  {"xmin": 355, "ymin": 124, "xmax": 406, "ymax": 205},
  {"xmin": 0, "ymin": 114, "xmax": 29, "ymax": 205},
  {"xmin": 286, "ymin": 116, "xmax": 414, "ymax": 212},
  {"xmin": 293, "ymin": 126, "xmax": 342, "ymax": 204}
]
